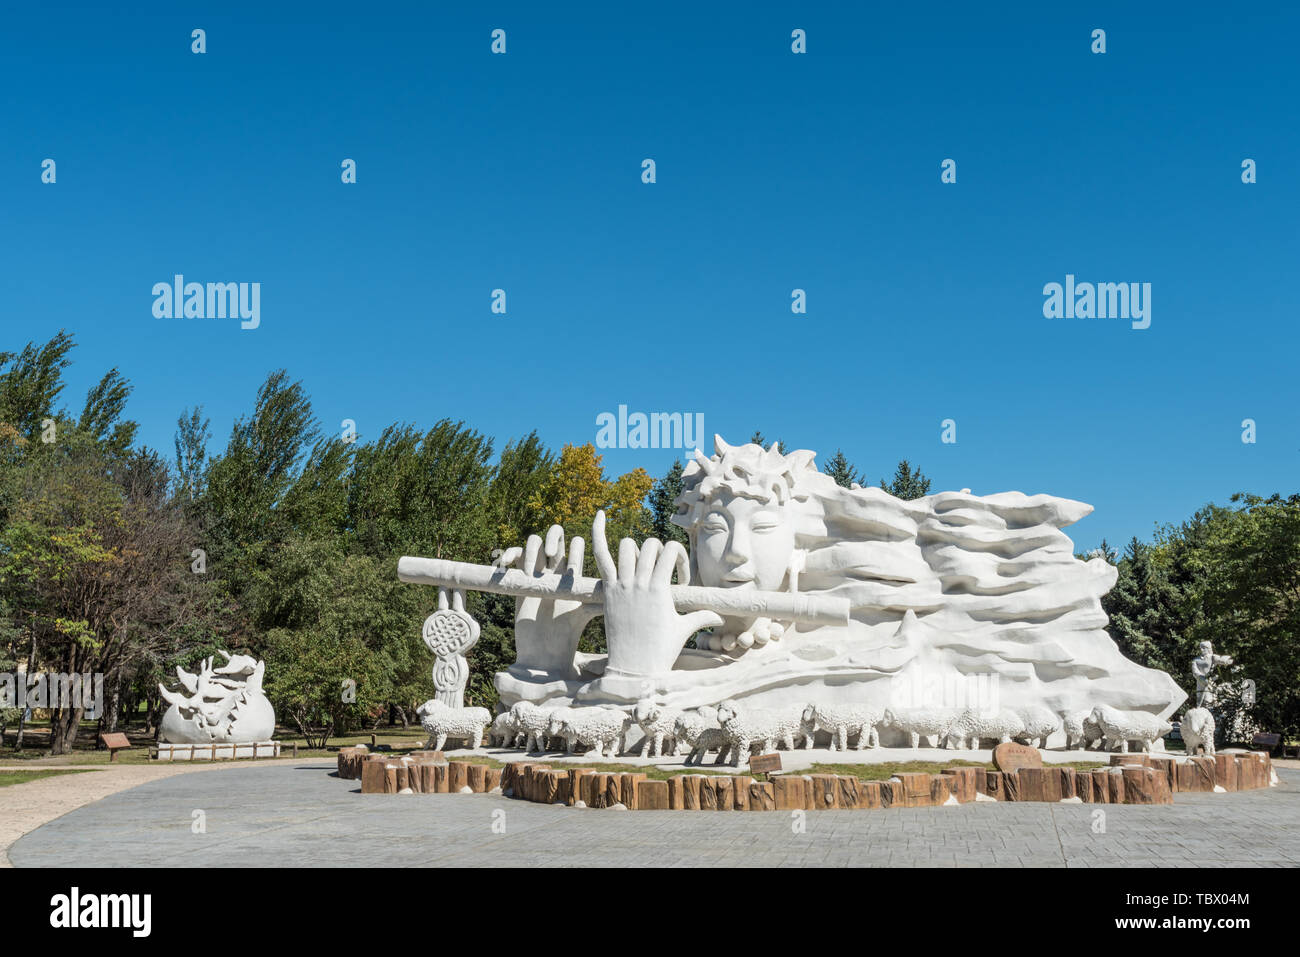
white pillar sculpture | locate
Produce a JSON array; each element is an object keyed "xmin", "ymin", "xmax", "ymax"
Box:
[{"xmin": 423, "ymin": 588, "xmax": 480, "ymax": 708}]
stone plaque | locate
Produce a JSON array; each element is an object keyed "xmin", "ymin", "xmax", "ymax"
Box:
[{"xmin": 992, "ymin": 742, "xmax": 1042, "ymax": 772}]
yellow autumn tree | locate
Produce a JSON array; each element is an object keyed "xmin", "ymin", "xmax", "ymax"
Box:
[{"xmin": 527, "ymin": 444, "xmax": 653, "ymax": 557}]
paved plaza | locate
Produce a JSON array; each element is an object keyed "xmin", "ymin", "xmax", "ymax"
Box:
[{"xmin": 9, "ymin": 761, "xmax": 1300, "ymax": 867}]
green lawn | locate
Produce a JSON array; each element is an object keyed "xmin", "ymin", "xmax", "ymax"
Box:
[{"xmin": 0, "ymin": 768, "xmax": 98, "ymax": 788}]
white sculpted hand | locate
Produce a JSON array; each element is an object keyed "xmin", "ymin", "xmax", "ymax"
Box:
[
  {"xmin": 495, "ymin": 524, "xmax": 599, "ymax": 678},
  {"xmin": 592, "ymin": 510, "xmax": 724, "ymax": 677}
]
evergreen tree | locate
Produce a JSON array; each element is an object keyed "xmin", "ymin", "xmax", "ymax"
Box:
[
  {"xmin": 823, "ymin": 449, "xmax": 860, "ymax": 488},
  {"xmin": 649, "ymin": 460, "xmax": 688, "ymax": 545},
  {"xmin": 881, "ymin": 460, "xmax": 931, "ymax": 499}
]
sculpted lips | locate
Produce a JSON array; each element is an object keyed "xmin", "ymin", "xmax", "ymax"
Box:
[{"xmin": 723, "ymin": 571, "xmax": 755, "ymax": 586}]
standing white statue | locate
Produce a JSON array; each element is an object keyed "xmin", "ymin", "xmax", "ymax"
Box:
[
  {"xmin": 1192, "ymin": 640, "xmax": 1233, "ymax": 708},
  {"xmin": 158, "ymin": 651, "xmax": 276, "ymax": 744}
]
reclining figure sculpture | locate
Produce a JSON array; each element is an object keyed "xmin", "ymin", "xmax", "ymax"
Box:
[{"xmin": 399, "ymin": 434, "xmax": 1186, "ymax": 750}]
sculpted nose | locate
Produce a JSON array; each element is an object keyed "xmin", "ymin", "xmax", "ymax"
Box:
[{"xmin": 724, "ymin": 526, "xmax": 750, "ymax": 565}]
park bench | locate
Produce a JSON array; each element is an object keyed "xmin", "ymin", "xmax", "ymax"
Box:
[
  {"xmin": 99, "ymin": 732, "xmax": 131, "ymax": 762},
  {"xmin": 1250, "ymin": 732, "xmax": 1281, "ymax": 755}
]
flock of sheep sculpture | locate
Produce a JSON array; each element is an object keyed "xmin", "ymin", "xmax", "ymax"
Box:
[{"xmin": 416, "ymin": 697, "xmax": 1196, "ymax": 763}]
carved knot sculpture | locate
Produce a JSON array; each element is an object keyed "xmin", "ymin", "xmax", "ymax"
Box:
[{"xmin": 423, "ymin": 588, "xmax": 480, "ymax": 708}]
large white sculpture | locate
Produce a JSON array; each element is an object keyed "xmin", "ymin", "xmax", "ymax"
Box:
[
  {"xmin": 158, "ymin": 651, "xmax": 275, "ymax": 744},
  {"xmin": 398, "ymin": 435, "xmax": 1186, "ymax": 751}
]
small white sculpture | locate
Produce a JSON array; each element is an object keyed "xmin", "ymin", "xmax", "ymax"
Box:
[
  {"xmin": 416, "ymin": 699, "xmax": 491, "ymax": 751},
  {"xmin": 1180, "ymin": 707, "xmax": 1216, "ymax": 756},
  {"xmin": 632, "ymin": 699, "xmax": 682, "ymax": 757},
  {"xmin": 1089, "ymin": 704, "xmax": 1172, "ymax": 753},
  {"xmin": 1192, "ymin": 641, "xmax": 1233, "ymax": 708},
  {"xmin": 553, "ymin": 708, "xmax": 631, "ymax": 758},
  {"xmin": 684, "ymin": 727, "xmax": 734, "ymax": 765},
  {"xmin": 489, "ymin": 711, "xmax": 522, "ymax": 748},
  {"xmin": 508, "ymin": 701, "xmax": 553, "ymax": 753},
  {"xmin": 546, "ymin": 706, "xmax": 621, "ymax": 754},
  {"xmin": 1015, "ymin": 705, "xmax": 1061, "ymax": 749},
  {"xmin": 158, "ymin": 651, "xmax": 275, "ymax": 745},
  {"xmin": 942, "ymin": 708, "xmax": 1024, "ymax": 749},
  {"xmin": 672, "ymin": 706, "xmax": 719, "ymax": 749},
  {"xmin": 673, "ymin": 706, "xmax": 732, "ymax": 764},
  {"xmin": 803, "ymin": 703, "xmax": 882, "ymax": 751},
  {"xmin": 716, "ymin": 699, "xmax": 813, "ymax": 766},
  {"xmin": 884, "ymin": 707, "xmax": 958, "ymax": 748}
]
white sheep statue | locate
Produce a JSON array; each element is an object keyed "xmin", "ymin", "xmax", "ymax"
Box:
[
  {"xmin": 508, "ymin": 701, "xmax": 553, "ymax": 753},
  {"xmin": 1015, "ymin": 705, "xmax": 1061, "ymax": 749},
  {"xmin": 417, "ymin": 699, "xmax": 492, "ymax": 751},
  {"xmin": 674, "ymin": 707, "xmax": 732, "ymax": 764},
  {"xmin": 1180, "ymin": 706, "xmax": 1216, "ymax": 757},
  {"xmin": 546, "ymin": 706, "xmax": 629, "ymax": 755},
  {"xmin": 716, "ymin": 700, "xmax": 814, "ymax": 766},
  {"xmin": 1089, "ymin": 704, "xmax": 1172, "ymax": 753},
  {"xmin": 942, "ymin": 707, "xmax": 1024, "ymax": 749},
  {"xmin": 673, "ymin": 706, "xmax": 719, "ymax": 749},
  {"xmin": 633, "ymin": 698, "xmax": 682, "ymax": 757},
  {"xmin": 1060, "ymin": 709, "xmax": 1104, "ymax": 750},
  {"xmin": 488, "ymin": 711, "xmax": 522, "ymax": 748},
  {"xmin": 543, "ymin": 707, "xmax": 585, "ymax": 753},
  {"xmin": 883, "ymin": 706, "xmax": 958, "ymax": 748},
  {"xmin": 554, "ymin": 708, "xmax": 632, "ymax": 758},
  {"xmin": 683, "ymin": 727, "xmax": 734, "ymax": 765},
  {"xmin": 803, "ymin": 703, "xmax": 883, "ymax": 750}
]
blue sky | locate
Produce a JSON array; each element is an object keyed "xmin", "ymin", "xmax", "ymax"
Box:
[{"xmin": 4, "ymin": 2, "xmax": 1296, "ymax": 551}]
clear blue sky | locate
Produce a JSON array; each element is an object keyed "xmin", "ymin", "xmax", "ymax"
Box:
[{"xmin": 4, "ymin": 2, "xmax": 1296, "ymax": 551}]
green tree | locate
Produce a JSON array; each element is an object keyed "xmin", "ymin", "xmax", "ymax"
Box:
[
  {"xmin": 649, "ymin": 460, "xmax": 688, "ymax": 545},
  {"xmin": 881, "ymin": 460, "xmax": 931, "ymax": 499},
  {"xmin": 822, "ymin": 449, "xmax": 861, "ymax": 488}
]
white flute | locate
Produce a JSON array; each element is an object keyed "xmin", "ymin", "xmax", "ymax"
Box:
[{"xmin": 397, "ymin": 556, "xmax": 849, "ymax": 626}]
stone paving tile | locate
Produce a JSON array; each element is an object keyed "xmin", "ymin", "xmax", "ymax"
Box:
[{"xmin": 8, "ymin": 762, "xmax": 1299, "ymax": 867}]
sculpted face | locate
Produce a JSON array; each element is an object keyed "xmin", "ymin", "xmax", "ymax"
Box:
[{"xmin": 694, "ymin": 493, "xmax": 795, "ymax": 593}]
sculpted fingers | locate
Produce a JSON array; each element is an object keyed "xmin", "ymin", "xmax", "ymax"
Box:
[
  {"xmin": 636, "ymin": 538, "xmax": 663, "ymax": 585},
  {"xmin": 523, "ymin": 534, "xmax": 544, "ymax": 575},
  {"xmin": 592, "ymin": 510, "xmax": 617, "ymax": 582},
  {"xmin": 618, "ymin": 537, "xmax": 638, "ymax": 582},
  {"xmin": 544, "ymin": 525, "xmax": 565, "ymax": 571},
  {"xmin": 566, "ymin": 535, "xmax": 585, "ymax": 576},
  {"xmin": 654, "ymin": 540, "xmax": 690, "ymax": 587},
  {"xmin": 495, "ymin": 546, "xmax": 523, "ymax": 569},
  {"xmin": 683, "ymin": 610, "xmax": 724, "ymax": 635}
]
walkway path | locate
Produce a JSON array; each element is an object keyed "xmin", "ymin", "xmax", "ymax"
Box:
[{"xmin": 9, "ymin": 762, "xmax": 1298, "ymax": 867}]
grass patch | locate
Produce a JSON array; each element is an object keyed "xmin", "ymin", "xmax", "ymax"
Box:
[{"xmin": 0, "ymin": 768, "xmax": 98, "ymax": 788}]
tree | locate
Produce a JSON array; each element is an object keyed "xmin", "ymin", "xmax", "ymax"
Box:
[
  {"xmin": 649, "ymin": 460, "xmax": 688, "ymax": 545},
  {"xmin": 486, "ymin": 432, "xmax": 554, "ymax": 547},
  {"xmin": 822, "ymin": 449, "xmax": 861, "ymax": 488},
  {"xmin": 881, "ymin": 460, "xmax": 931, "ymax": 499},
  {"xmin": 173, "ymin": 406, "xmax": 211, "ymax": 503}
]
